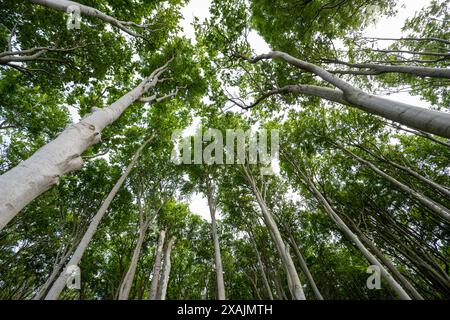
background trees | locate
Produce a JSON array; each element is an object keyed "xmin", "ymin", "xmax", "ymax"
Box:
[{"xmin": 0, "ymin": 0, "xmax": 448, "ymax": 300}]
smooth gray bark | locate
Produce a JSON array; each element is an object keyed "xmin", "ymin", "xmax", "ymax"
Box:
[
  {"xmin": 336, "ymin": 143, "xmax": 450, "ymax": 223},
  {"xmin": 245, "ymin": 51, "xmax": 450, "ymax": 138},
  {"xmin": 242, "ymin": 166, "xmax": 306, "ymax": 300},
  {"xmin": 149, "ymin": 230, "xmax": 166, "ymax": 300},
  {"xmin": 30, "ymin": 0, "xmax": 147, "ymax": 38},
  {"xmin": 44, "ymin": 138, "xmax": 152, "ymax": 300},
  {"xmin": 206, "ymin": 178, "xmax": 226, "ymax": 300},
  {"xmin": 283, "ymin": 152, "xmax": 413, "ymax": 300},
  {"xmin": 0, "ymin": 60, "xmax": 170, "ymax": 231},
  {"xmin": 157, "ymin": 236, "xmax": 176, "ymax": 300}
]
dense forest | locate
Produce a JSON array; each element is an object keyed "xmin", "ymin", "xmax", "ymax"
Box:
[{"xmin": 0, "ymin": 0, "xmax": 449, "ymax": 301}]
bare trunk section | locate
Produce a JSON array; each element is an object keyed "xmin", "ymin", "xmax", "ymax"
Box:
[
  {"xmin": 118, "ymin": 221, "xmax": 152, "ymax": 300},
  {"xmin": 249, "ymin": 235, "xmax": 274, "ymax": 300},
  {"xmin": 287, "ymin": 235, "xmax": 324, "ymax": 300},
  {"xmin": 44, "ymin": 138, "xmax": 152, "ymax": 300},
  {"xmin": 30, "ymin": 0, "xmax": 147, "ymax": 38},
  {"xmin": 326, "ymin": 59, "xmax": 450, "ymax": 79},
  {"xmin": 0, "ymin": 60, "xmax": 171, "ymax": 231},
  {"xmin": 244, "ymin": 51, "xmax": 450, "ymax": 138},
  {"xmin": 242, "ymin": 166, "xmax": 306, "ymax": 300},
  {"xmin": 335, "ymin": 143, "xmax": 450, "ymax": 222},
  {"xmin": 344, "ymin": 216, "xmax": 424, "ymax": 300},
  {"xmin": 282, "ymin": 152, "xmax": 413, "ymax": 300},
  {"xmin": 205, "ymin": 178, "xmax": 226, "ymax": 300},
  {"xmin": 148, "ymin": 230, "xmax": 166, "ymax": 300},
  {"xmin": 357, "ymin": 144, "xmax": 450, "ymax": 199},
  {"xmin": 157, "ymin": 236, "xmax": 176, "ymax": 300}
]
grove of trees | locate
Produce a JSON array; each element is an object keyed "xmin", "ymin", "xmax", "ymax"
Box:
[{"xmin": 0, "ymin": 0, "xmax": 449, "ymax": 300}]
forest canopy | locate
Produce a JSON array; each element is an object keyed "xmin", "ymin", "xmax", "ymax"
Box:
[{"xmin": 0, "ymin": 0, "xmax": 449, "ymax": 301}]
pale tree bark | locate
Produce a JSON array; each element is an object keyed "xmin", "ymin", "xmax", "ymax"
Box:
[
  {"xmin": 334, "ymin": 142, "xmax": 450, "ymax": 223},
  {"xmin": 282, "ymin": 151, "xmax": 413, "ymax": 300},
  {"xmin": 248, "ymin": 233, "xmax": 274, "ymax": 300},
  {"xmin": 118, "ymin": 197, "xmax": 159, "ymax": 300},
  {"xmin": 324, "ymin": 59, "xmax": 450, "ymax": 79},
  {"xmin": 157, "ymin": 236, "xmax": 176, "ymax": 300},
  {"xmin": 148, "ymin": 229, "xmax": 166, "ymax": 300},
  {"xmin": 242, "ymin": 165, "xmax": 306, "ymax": 300},
  {"xmin": 240, "ymin": 51, "xmax": 450, "ymax": 138},
  {"xmin": 205, "ymin": 177, "xmax": 226, "ymax": 300},
  {"xmin": 0, "ymin": 59, "xmax": 171, "ymax": 231},
  {"xmin": 29, "ymin": 0, "xmax": 150, "ymax": 38},
  {"xmin": 118, "ymin": 220, "xmax": 152, "ymax": 300},
  {"xmin": 33, "ymin": 243, "xmax": 74, "ymax": 300},
  {"xmin": 287, "ymin": 234, "xmax": 323, "ymax": 300},
  {"xmin": 44, "ymin": 137, "xmax": 152, "ymax": 300},
  {"xmin": 356, "ymin": 144, "xmax": 450, "ymax": 199},
  {"xmin": 339, "ymin": 212, "xmax": 424, "ymax": 300}
]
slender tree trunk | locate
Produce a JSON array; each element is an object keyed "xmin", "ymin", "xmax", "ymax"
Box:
[
  {"xmin": 249, "ymin": 236, "xmax": 274, "ymax": 300},
  {"xmin": 33, "ymin": 247, "xmax": 73, "ymax": 300},
  {"xmin": 245, "ymin": 51, "xmax": 450, "ymax": 138},
  {"xmin": 30, "ymin": 0, "xmax": 147, "ymax": 38},
  {"xmin": 335, "ymin": 142, "xmax": 450, "ymax": 222},
  {"xmin": 287, "ymin": 234, "xmax": 324, "ymax": 300},
  {"xmin": 0, "ymin": 61, "xmax": 171, "ymax": 231},
  {"xmin": 44, "ymin": 138, "xmax": 151, "ymax": 300},
  {"xmin": 283, "ymin": 152, "xmax": 413, "ymax": 300},
  {"xmin": 357, "ymin": 144, "xmax": 450, "ymax": 199},
  {"xmin": 149, "ymin": 230, "xmax": 166, "ymax": 300},
  {"xmin": 242, "ymin": 165, "xmax": 306, "ymax": 300},
  {"xmin": 118, "ymin": 220, "xmax": 151, "ymax": 300},
  {"xmin": 205, "ymin": 178, "xmax": 226, "ymax": 300},
  {"xmin": 333, "ymin": 209, "xmax": 424, "ymax": 300},
  {"xmin": 157, "ymin": 236, "xmax": 176, "ymax": 300}
]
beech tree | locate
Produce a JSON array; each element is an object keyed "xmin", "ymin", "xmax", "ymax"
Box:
[{"xmin": 0, "ymin": 0, "xmax": 449, "ymax": 301}]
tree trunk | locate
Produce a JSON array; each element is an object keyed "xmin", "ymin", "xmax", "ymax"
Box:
[
  {"xmin": 148, "ymin": 229, "xmax": 166, "ymax": 300},
  {"xmin": 242, "ymin": 165, "xmax": 306, "ymax": 300},
  {"xmin": 245, "ymin": 51, "xmax": 450, "ymax": 138},
  {"xmin": 249, "ymin": 236, "xmax": 274, "ymax": 300},
  {"xmin": 335, "ymin": 209, "xmax": 424, "ymax": 300},
  {"xmin": 157, "ymin": 236, "xmax": 176, "ymax": 300},
  {"xmin": 0, "ymin": 61, "xmax": 170, "ymax": 231},
  {"xmin": 282, "ymin": 152, "xmax": 413, "ymax": 300},
  {"xmin": 335, "ymin": 142, "xmax": 450, "ymax": 222},
  {"xmin": 205, "ymin": 177, "xmax": 226, "ymax": 300},
  {"xmin": 44, "ymin": 138, "xmax": 151, "ymax": 300},
  {"xmin": 287, "ymin": 234, "xmax": 324, "ymax": 300},
  {"xmin": 30, "ymin": 0, "xmax": 146, "ymax": 38},
  {"xmin": 357, "ymin": 144, "xmax": 450, "ymax": 199},
  {"xmin": 118, "ymin": 221, "xmax": 151, "ymax": 300}
]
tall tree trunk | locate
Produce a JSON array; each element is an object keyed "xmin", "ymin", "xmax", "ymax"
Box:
[
  {"xmin": 148, "ymin": 229, "xmax": 166, "ymax": 300},
  {"xmin": 242, "ymin": 165, "xmax": 306, "ymax": 300},
  {"xmin": 357, "ymin": 144, "xmax": 450, "ymax": 199},
  {"xmin": 335, "ymin": 142, "xmax": 450, "ymax": 222},
  {"xmin": 157, "ymin": 236, "xmax": 176, "ymax": 300},
  {"xmin": 249, "ymin": 234, "xmax": 274, "ymax": 300},
  {"xmin": 282, "ymin": 152, "xmax": 413, "ymax": 300},
  {"xmin": 205, "ymin": 177, "xmax": 226, "ymax": 300},
  {"xmin": 333, "ymin": 209, "xmax": 424, "ymax": 300},
  {"xmin": 118, "ymin": 220, "xmax": 152, "ymax": 300},
  {"xmin": 287, "ymin": 234, "xmax": 324, "ymax": 300},
  {"xmin": 44, "ymin": 138, "xmax": 151, "ymax": 300},
  {"xmin": 244, "ymin": 51, "xmax": 450, "ymax": 138},
  {"xmin": 30, "ymin": 0, "xmax": 147, "ymax": 38},
  {"xmin": 0, "ymin": 61, "xmax": 171, "ymax": 231}
]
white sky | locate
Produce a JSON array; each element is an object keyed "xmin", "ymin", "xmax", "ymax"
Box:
[{"xmin": 178, "ymin": 0, "xmax": 433, "ymax": 222}]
